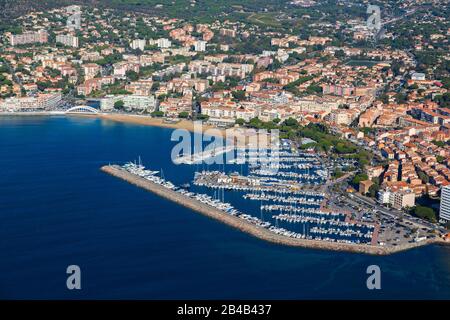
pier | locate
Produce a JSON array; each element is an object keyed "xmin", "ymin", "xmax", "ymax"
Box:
[
  {"xmin": 173, "ymin": 145, "xmax": 235, "ymax": 164},
  {"xmin": 100, "ymin": 165, "xmax": 437, "ymax": 255}
]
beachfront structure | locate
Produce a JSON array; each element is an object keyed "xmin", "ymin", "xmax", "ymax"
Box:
[
  {"xmin": 440, "ymin": 186, "xmax": 450, "ymax": 222},
  {"xmin": 9, "ymin": 30, "xmax": 48, "ymax": 46},
  {"xmin": 0, "ymin": 93, "xmax": 62, "ymax": 111},
  {"xmin": 378, "ymin": 189, "xmax": 415, "ymax": 209},
  {"xmin": 56, "ymin": 34, "xmax": 79, "ymax": 48},
  {"xmin": 100, "ymin": 94, "xmax": 157, "ymax": 113}
]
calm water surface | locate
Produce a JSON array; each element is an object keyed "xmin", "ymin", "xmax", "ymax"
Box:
[{"xmin": 0, "ymin": 116, "xmax": 449, "ymax": 299}]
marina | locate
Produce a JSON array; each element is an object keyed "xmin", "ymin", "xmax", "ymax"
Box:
[
  {"xmin": 170, "ymin": 144, "xmax": 431, "ymax": 247},
  {"xmin": 101, "ymin": 158, "xmax": 436, "ymax": 255},
  {"xmin": 173, "ymin": 145, "xmax": 235, "ymax": 165}
]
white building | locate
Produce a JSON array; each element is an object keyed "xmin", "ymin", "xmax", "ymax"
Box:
[
  {"xmin": 378, "ymin": 189, "xmax": 415, "ymax": 209},
  {"xmin": 100, "ymin": 95, "xmax": 157, "ymax": 113},
  {"xmin": 378, "ymin": 190, "xmax": 391, "ymax": 204},
  {"xmin": 149, "ymin": 38, "xmax": 172, "ymax": 48},
  {"xmin": 0, "ymin": 93, "xmax": 62, "ymax": 111},
  {"xmin": 194, "ymin": 40, "xmax": 206, "ymax": 52},
  {"xmin": 440, "ymin": 185, "xmax": 450, "ymax": 222},
  {"xmin": 10, "ymin": 30, "xmax": 48, "ymax": 46},
  {"xmin": 56, "ymin": 34, "xmax": 79, "ymax": 48},
  {"xmin": 130, "ymin": 39, "xmax": 146, "ymax": 51},
  {"xmin": 411, "ymin": 72, "xmax": 426, "ymax": 81}
]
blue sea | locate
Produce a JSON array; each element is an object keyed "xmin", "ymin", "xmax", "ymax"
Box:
[{"xmin": 0, "ymin": 115, "xmax": 449, "ymax": 299}]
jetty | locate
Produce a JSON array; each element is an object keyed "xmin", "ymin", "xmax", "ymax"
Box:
[
  {"xmin": 173, "ymin": 145, "xmax": 235, "ymax": 164},
  {"xmin": 100, "ymin": 164, "xmax": 440, "ymax": 255}
]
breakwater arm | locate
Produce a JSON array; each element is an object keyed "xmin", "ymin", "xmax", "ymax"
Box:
[{"xmin": 101, "ymin": 165, "xmax": 437, "ymax": 255}]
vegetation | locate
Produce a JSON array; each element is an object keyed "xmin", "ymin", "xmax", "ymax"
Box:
[
  {"xmin": 178, "ymin": 111, "xmax": 189, "ymax": 119},
  {"xmin": 412, "ymin": 206, "xmax": 437, "ymax": 223},
  {"xmin": 114, "ymin": 100, "xmax": 124, "ymax": 109},
  {"xmin": 151, "ymin": 110, "xmax": 164, "ymax": 117},
  {"xmin": 351, "ymin": 173, "xmax": 368, "ymax": 187},
  {"xmin": 196, "ymin": 114, "xmax": 209, "ymax": 121},
  {"xmin": 332, "ymin": 168, "xmax": 345, "ymax": 179},
  {"xmin": 241, "ymin": 117, "xmax": 372, "ymax": 168},
  {"xmin": 231, "ymin": 90, "xmax": 246, "ymax": 101}
]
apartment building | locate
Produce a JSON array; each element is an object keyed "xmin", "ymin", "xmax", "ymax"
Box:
[
  {"xmin": 56, "ymin": 34, "xmax": 79, "ymax": 48},
  {"xmin": 440, "ymin": 185, "xmax": 450, "ymax": 222}
]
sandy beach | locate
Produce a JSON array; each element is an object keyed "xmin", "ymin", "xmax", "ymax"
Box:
[
  {"xmin": 95, "ymin": 113, "xmax": 274, "ymax": 147},
  {"xmin": 96, "ymin": 113, "xmax": 226, "ymax": 137}
]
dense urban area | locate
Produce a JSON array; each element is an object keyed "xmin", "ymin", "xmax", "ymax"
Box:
[{"xmin": 1, "ymin": 0, "xmax": 449, "ymax": 251}]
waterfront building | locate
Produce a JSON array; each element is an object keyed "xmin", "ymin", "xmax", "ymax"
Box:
[
  {"xmin": 0, "ymin": 93, "xmax": 62, "ymax": 111},
  {"xmin": 378, "ymin": 189, "xmax": 415, "ymax": 209},
  {"xmin": 390, "ymin": 191, "xmax": 415, "ymax": 210},
  {"xmin": 100, "ymin": 94, "xmax": 157, "ymax": 113},
  {"xmin": 440, "ymin": 185, "xmax": 450, "ymax": 222},
  {"xmin": 158, "ymin": 97, "xmax": 192, "ymax": 117}
]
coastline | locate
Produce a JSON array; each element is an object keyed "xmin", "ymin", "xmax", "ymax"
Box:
[
  {"xmin": 101, "ymin": 164, "xmax": 442, "ymax": 255},
  {"xmin": 96, "ymin": 113, "xmax": 226, "ymax": 136},
  {"xmin": 0, "ymin": 111, "xmax": 228, "ymax": 137},
  {"xmin": 0, "ymin": 111, "xmax": 270, "ymax": 141}
]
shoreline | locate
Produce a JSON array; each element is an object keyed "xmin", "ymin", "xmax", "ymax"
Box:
[
  {"xmin": 0, "ymin": 111, "xmax": 228, "ymax": 137},
  {"xmin": 101, "ymin": 164, "xmax": 442, "ymax": 255},
  {"xmin": 0, "ymin": 111, "xmax": 275, "ymax": 142},
  {"xmin": 97, "ymin": 113, "xmax": 226, "ymax": 136}
]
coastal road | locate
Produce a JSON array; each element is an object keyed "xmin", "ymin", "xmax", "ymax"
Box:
[{"xmin": 344, "ymin": 186, "xmax": 445, "ymax": 234}]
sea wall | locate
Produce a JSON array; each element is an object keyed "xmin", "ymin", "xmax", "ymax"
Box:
[{"xmin": 101, "ymin": 165, "xmax": 437, "ymax": 255}]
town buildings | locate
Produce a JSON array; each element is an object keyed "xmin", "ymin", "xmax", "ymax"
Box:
[
  {"xmin": 56, "ymin": 34, "xmax": 79, "ymax": 48},
  {"xmin": 440, "ymin": 186, "xmax": 450, "ymax": 222},
  {"xmin": 9, "ymin": 30, "xmax": 48, "ymax": 46}
]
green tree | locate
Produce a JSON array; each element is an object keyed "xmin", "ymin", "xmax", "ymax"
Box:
[
  {"xmin": 178, "ymin": 111, "xmax": 189, "ymax": 119},
  {"xmin": 334, "ymin": 50, "xmax": 345, "ymax": 59},
  {"xmin": 418, "ymin": 171, "xmax": 429, "ymax": 184},
  {"xmin": 352, "ymin": 173, "xmax": 368, "ymax": 186},
  {"xmin": 283, "ymin": 117, "xmax": 299, "ymax": 127},
  {"xmin": 114, "ymin": 100, "xmax": 125, "ymax": 109},
  {"xmin": 413, "ymin": 206, "xmax": 437, "ymax": 223},
  {"xmin": 196, "ymin": 114, "xmax": 209, "ymax": 121},
  {"xmin": 151, "ymin": 110, "xmax": 164, "ymax": 117},
  {"xmin": 368, "ymin": 184, "xmax": 380, "ymax": 198},
  {"xmin": 231, "ymin": 90, "xmax": 246, "ymax": 101},
  {"xmin": 126, "ymin": 70, "xmax": 139, "ymax": 81},
  {"xmin": 235, "ymin": 118, "xmax": 245, "ymax": 126}
]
